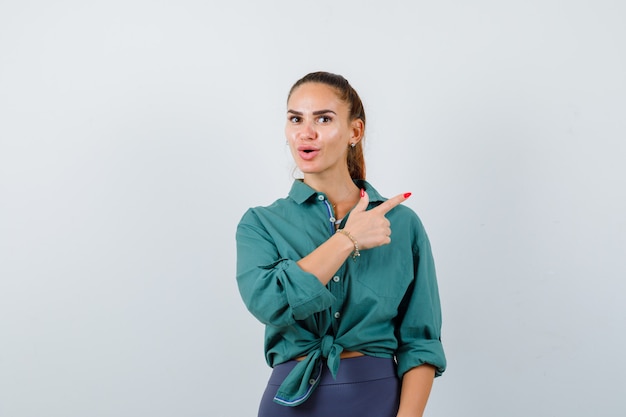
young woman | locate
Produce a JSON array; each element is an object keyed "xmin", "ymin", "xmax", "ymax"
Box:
[{"xmin": 236, "ymin": 72, "xmax": 446, "ymax": 417}]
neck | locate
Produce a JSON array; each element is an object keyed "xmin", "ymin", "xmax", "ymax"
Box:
[{"xmin": 303, "ymin": 172, "xmax": 360, "ymax": 220}]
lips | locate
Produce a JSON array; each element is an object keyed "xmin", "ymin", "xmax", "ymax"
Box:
[{"xmin": 297, "ymin": 146, "xmax": 320, "ymax": 161}]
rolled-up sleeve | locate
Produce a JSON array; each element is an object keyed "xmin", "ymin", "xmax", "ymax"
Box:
[
  {"xmin": 236, "ymin": 209, "xmax": 335, "ymax": 327},
  {"xmin": 395, "ymin": 219, "xmax": 447, "ymax": 378}
]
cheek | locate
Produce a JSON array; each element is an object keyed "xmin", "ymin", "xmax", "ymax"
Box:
[
  {"xmin": 329, "ymin": 128, "xmax": 347, "ymax": 145},
  {"xmin": 285, "ymin": 125, "xmax": 297, "ymax": 141}
]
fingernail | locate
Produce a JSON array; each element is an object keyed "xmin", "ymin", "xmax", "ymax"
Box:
[
  {"xmin": 403, "ymin": 192, "xmax": 412, "ymax": 199},
  {"xmin": 360, "ymin": 188, "xmax": 365, "ymax": 198}
]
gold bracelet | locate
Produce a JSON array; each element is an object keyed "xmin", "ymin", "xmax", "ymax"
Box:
[{"xmin": 336, "ymin": 229, "xmax": 360, "ymax": 260}]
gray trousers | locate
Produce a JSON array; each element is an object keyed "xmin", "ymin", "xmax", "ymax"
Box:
[{"xmin": 258, "ymin": 355, "xmax": 400, "ymax": 417}]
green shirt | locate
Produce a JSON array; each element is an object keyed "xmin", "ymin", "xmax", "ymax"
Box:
[{"xmin": 236, "ymin": 180, "xmax": 446, "ymax": 406}]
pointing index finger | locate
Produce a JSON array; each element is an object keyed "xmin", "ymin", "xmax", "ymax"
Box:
[{"xmin": 372, "ymin": 192, "xmax": 412, "ymax": 214}]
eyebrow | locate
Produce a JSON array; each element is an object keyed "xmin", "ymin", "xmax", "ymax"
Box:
[{"xmin": 287, "ymin": 109, "xmax": 337, "ymax": 116}]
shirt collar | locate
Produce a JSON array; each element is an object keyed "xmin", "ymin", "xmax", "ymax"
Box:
[{"xmin": 288, "ymin": 179, "xmax": 386, "ymax": 205}]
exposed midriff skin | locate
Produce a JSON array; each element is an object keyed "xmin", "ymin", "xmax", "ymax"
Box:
[{"xmin": 295, "ymin": 350, "xmax": 364, "ymax": 362}]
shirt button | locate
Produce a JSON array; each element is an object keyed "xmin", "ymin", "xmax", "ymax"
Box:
[
  {"xmin": 334, "ymin": 312, "xmax": 341, "ymax": 319},
  {"xmin": 309, "ymin": 379, "xmax": 316, "ymax": 385},
  {"xmin": 317, "ymin": 195, "xmax": 325, "ymax": 201},
  {"xmin": 332, "ymin": 276, "xmax": 340, "ymax": 282}
]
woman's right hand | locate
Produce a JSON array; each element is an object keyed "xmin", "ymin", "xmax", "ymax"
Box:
[
  {"xmin": 296, "ymin": 189, "xmax": 411, "ymax": 285},
  {"xmin": 341, "ymin": 189, "xmax": 411, "ymax": 250}
]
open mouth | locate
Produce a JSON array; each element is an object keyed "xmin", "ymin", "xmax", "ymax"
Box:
[{"xmin": 298, "ymin": 147, "xmax": 319, "ymax": 160}]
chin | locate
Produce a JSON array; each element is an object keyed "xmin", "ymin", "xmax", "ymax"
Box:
[{"xmin": 296, "ymin": 164, "xmax": 319, "ymax": 175}]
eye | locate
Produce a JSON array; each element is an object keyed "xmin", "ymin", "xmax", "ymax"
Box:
[
  {"xmin": 288, "ymin": 115, "xmax": 301, "ymax": 123},
  {"xmin": 317, "ymin": 115, "xmax": 332, "ymax": 123}
]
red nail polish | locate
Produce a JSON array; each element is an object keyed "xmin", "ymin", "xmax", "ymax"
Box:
[
  {"xmin": 403, "ymin": 192, "xmax": 412, "ymax": 199},
  {"xmin": 360, "ymin": 189, "xmax": 365, "ymax": 198}
]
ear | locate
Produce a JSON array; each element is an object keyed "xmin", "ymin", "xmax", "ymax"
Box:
[{"xmin": 349, "ymin": 118, "xmax": 365, "ymax": 145}]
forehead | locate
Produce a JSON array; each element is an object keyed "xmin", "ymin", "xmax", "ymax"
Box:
[{"xmin": 288, "ymin": 82, "xmax": 346, "ymax": 112}]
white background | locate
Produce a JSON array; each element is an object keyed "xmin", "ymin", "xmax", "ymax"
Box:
[{"xmin": 1, "ymin": 1, "xmax": 625, "ymax": 416}]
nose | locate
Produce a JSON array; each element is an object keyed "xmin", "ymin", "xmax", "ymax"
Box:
[{"xmin": 297, "ymin": 119, "xmax": 317, "ymax": 141}]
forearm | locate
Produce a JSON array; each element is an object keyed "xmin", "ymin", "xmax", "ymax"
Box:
[
  {"xmin": 297, "ymin": 190, "xmax": 412, "ymax": 285},
  {"xmin": 297, "ymin": 233, "xmax": 354, "ymax": 285},
  {"xmin": 396, "ymin": 364, "xmax": 436, "ymax": 417}
]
